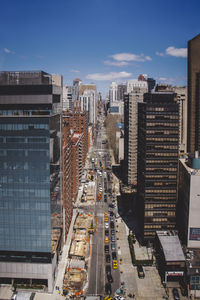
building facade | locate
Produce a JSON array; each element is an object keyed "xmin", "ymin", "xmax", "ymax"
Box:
[
  {"xmin": 137, "ymin": 92, "xmax": 179, "ymax": 242},
  {"xmin": 177, "ymin": 154, "xmax": 200, "ymax": 248},
  {"xmin": 126, "ymin": 79, "xmax": 147, "ymax": 94},
  {"xmin": 62, "ymin": 120, "xmax": 73, "ymax": 242},
  {"xmin": 173, "ymin": 87, "xmax": 187, "ymax": 154},
  {"xmin": 109, "ymin": 82, "xmax": 118, "ymax": 104},
  {"xmin": 0, "ymin": 71, "xmax": 62, "ymax": 291},
  {"xmin": 187, "ymin": 34, "xmax": 200, "ymax": 153},
  {"xmin": 124, "ymin": 87, "xmax": 147, "ymax": 185}
]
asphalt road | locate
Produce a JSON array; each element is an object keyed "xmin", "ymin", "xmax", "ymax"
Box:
[{"xmin": 86, "ymin": 120, "xmax": 120, "ymax": 297}]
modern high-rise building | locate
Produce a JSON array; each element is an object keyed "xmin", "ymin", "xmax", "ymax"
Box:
[
  {"xmin": 0, "ymin": 71, "xmax": 62, "ymax": 291},
  {"xmin": 177, "ymin": 153, "xmax": 200, "ymax": 248},
  {"xmin": 63, "ymin": 85, "xmax": 73, "ymax": 111},
  {"xmin": 124, "ymin": 86, "xmax": 147, "ymax": 185},
  {"xmin": 147, "ymin": 78, "xmax": 156, "ymax": 93},
  {"xmin": 117, "ymin": 83, "xmax": 126, "ymax": 101},
  {"xmin": 73, "ymin": 78, "xmax": 82, "ymax": 100},
  {"xmin": 137, "ymin": 91, "xmax": 179, "ymax": 243},
  {"xmin": 173, "ymin": 86, "xmax": 187, "ymax": 154},
  {"xmin": 126, "ymin": 79, "xmax": 147, "ymax": 94},
  {"xmin": 79, "ymin": 87, "xmax": 97, "ymax": 124},
  {"xmin": 109, "ymin": 82, "xmax": 118, "ymax": 104},
  {"xmin": 187, "ymin": 34, "xmax": 200, "ymax": 153}
]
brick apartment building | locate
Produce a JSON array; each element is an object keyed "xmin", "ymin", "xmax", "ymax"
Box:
[{"xmin": 62, "ymin": 121, "xmax": 73, "ymax": 241}]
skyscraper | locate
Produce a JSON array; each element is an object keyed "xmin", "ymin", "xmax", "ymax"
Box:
[
  {"xmin": 124, "ymin": 86, "xmax": 147, "ymax": 185},
  {"xmin": 137, "ymin": 91, "xmax": 179, "ymax": 243},
  {"xmin": 0, "ymin": 71, "xmax": 62, "ymax": 291},
  {"xmin": 109, "ymin": 82, "xmax": 118, "ymax": 104},
  {"xmin": 187, "ymin": 34, "xmax": 200, "ymax": 153}
]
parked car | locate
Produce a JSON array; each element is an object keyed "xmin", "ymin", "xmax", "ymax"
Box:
[
  {"xmin": 106, "ymin": 254, "xmax": 111, "ymax": 263},
  {"xmin": 110, "ymin": 221, "xmax": 115, "ymax": 229},
  {"xmin": 112, "ymin": 259, "xmax": 117, "ymax": 269},
  {"xmin": 111, "ymin": 235, "xmax": 115, "ymax": 242},
  {"xmin": 111, "ymin": 243, "xmax": 116, "ymax": 250},
  {"xmin": 105, "ymin": 264, "xmax": 111, "ymax": 274},
  {"xmin": 107, "ymin": 273, "xmax": 113, "ymax": 283},
  {"xmin": 137, "ymin": 265, "xmax": 145, "ymax": 278},
  {"xmin": 104, "ymin": 245, "xmax": 109, "ymax": 253},
  {"xmin": 110, "ymin": 211, "xmax": 114, "ymax": 217},
  {"xmin": 172, "ymin": 288, "xmax": 180, "ymax": 300},
  {"xmin": 112, "ymin": 251, "xmax": 117, "ymax": 260},
  {"xmin": 111, "ymin": 229, "xmax": 115, "ymax": 235},
  {"xmin": 105, "ymin": 229, "xmax": 109, "ymax": 236},
  {"xmin": 105, "ymin": 282, "xmax": 112, "ymax": 295}
]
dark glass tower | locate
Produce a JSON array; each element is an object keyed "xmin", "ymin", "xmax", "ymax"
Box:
[
  {"xmin": 137, "ymin": 92, "xmax": 179, "ymax": 243},
  {"xmin": 0, "ymin": 71, "xmax": 62, "ymax": 291},
  {"xmin": 187, "ymin": 34, "xmax": 200, "ymax": 153}
]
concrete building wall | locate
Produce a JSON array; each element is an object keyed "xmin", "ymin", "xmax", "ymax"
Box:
[
  {"xmin": 187, "ymin": 34, "xmax": 200, "ymax": 153},
  {"xmin": 173, "ymin": 87, "xmax": 187, "ymax": 154},
  {"xmin": 0, "ymin": 259, "xmax": 56, "ymax": 292},
  {"xmin": 126, "ymin": 79, "xmax": 147, "ymax": 94},
  {"xmin": 188, "ymin": 172, "xmax": 200, "ymax": 248}
]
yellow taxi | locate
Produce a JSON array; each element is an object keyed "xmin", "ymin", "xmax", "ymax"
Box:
[
  {"xmin": 104, "ymin": 217, "xmax": 108, "ymax": 222},
  {"xmin": 104, "ymin": 212, "xmax": 108, "ymax": 217},
  {"xmin": 112, "ymin": 259, "xmax": 117, "ymax": 269},
  {"xmin": 105, "ymin": 236, "xmax": 109, "ymax": 243}
]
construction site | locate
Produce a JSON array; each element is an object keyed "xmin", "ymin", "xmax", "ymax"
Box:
[{"xmin": 63, "ymin": 212, "xmax": 95, "ymax": 297}]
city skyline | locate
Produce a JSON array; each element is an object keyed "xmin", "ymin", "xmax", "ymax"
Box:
[{"xmin": 0, "ymin": 0, "xmax": 199, "ymax": 96}]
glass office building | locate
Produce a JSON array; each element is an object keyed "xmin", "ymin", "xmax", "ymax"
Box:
[{"xmin": 0, "ymin": 71, "xmax": 62, "ymax": 291}]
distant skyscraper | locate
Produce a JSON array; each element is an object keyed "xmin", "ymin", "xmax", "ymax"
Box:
[
  {"xmin": 0, "ymin": 71, "xmax": 62, "ymax": 291},
  {"xmin": 124, "ymin": 86, "xmax": 147, "ymax": 185},
  {"xmin": 177, "ymin": 153, "xmax": 200, "ymax": 248},
  {"xmin": 126, "ymin": 79, "xmax": 147, "ymax": 94},
  {"xmin": 63, "ymin": 85, "xmax": 73, "ymax": 111},
  {"xmin": 117, "ymin": 83, "xmax": 126, "ymax": 101},
  {"xmin": 173, "ymin": 86, "xmax": 187, "ymax": 154},
  {"xmin": 109, "ymin": 82, "xmax": 118, "ymax": 104},
  {"xmin": 147, "ymin": 78, "xmax": 156, "ymax": 93},
  {"xmin": 73, "ymin": 78, "xmax": 82, "ymax": 100},
  {"xmin": 79, "ymin": 84, "xmax": 97, "ymax": 124},
  {"xmin": 137, "ymin": 91, "xmax": 179, "ymax": 243},
  {"xmin": 187, "ymin": 34, "xmax": 200, "ymax": 153}
]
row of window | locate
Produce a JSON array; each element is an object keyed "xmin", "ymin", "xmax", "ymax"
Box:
[
  {"xmin": 146, "ymin": 168, "xmax": 177, "ymax": 172},
  {"xmin": 145, "ymin": 211, "xmax": 175, "ymax": 217},
  {"xmin": 0, "ymin": 161, "xmax": 49, "ymax": 171},
  {"xmin": 146, "ymin": 122, "xmax": 179, "ymax": 127},
  {"xmin": 147, "ymin": 115, "xmax": 178, "ymax": 120},
  {"xmin": 146, "ymin": 137, "xmax": 178, "ymax": 142},
  {"xmin": 146, "ymin": 189, "xmax": 177, "ymax": 193},
  {"xmin": 146, "ymin": 175, "xmax": 176, "ymax": 179},
  {"xmin": 147, "ymin": 153, "xmax": 178, "ymax": 157},
  {"xmin": 0, "ymin": 124, "xmax": 49, "ymax": 130},
  {"xmin": 1, "ymin": 137, "xmax": 48, "ymax": 143},
  {"xmin": 0, "ymin": 189, "xmax": 50, "ymax": 197},
  {"xmin": 145, "ymin": 204, "xmax": 176, "ymax": 209},
  {"xmin": 146, "ymin": 130, "xmax": 178, "ymax": 134}
]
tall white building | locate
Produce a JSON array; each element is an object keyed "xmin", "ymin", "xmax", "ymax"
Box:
[
  {"xmin": 126, "ymin": 79, "xmax": 147, "ymax": 94},
  {"xmin": 79, "ymin": 84, "xmax": 97, "ymax": 124},
  {"xmin": 62, "ymin": 86, "xmax": 73, "ymax": 111},
  {"xmin": 124, "ymin": 86, "xmax": 147, "ymax": 185},
  {"xmin": 173, "ymin": 86, "xmax": 187, "ymax": 154},
  {"xmin": 178, "ymin": 154, "xmax": 200, "ymax": 248},
  {"xmin": 109, "ymin": 82, "xmax": 118, "ymax": 104}
]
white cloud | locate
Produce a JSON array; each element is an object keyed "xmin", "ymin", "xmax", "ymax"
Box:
[
  {"xmin": 159, "ymin": 77, "xmax": 168, "ymax": 81},
  {"xmin": 156, "ymin": 51, "xmax": 165, "ymax": 57},
  {"xmin": 86, "ymin": 71, "xmax": 132, "ymax": 81},
  {"xmin": 3, "ymin": 48, "xmax": 15, "ymax": 54},
  {"xmin": 70, "ymin": 69, "xmax": 80, "ymax": 73},
  {"xmin": 166, "ymin": 46, "xmax": 187, "ymax": 58},
  {"xmin": 110, "ymin": 52, "xmax": 152, "ymax": 62},
  {"xmin": 104, "ymin": 60, "xmax": 129, "ymax": 67}
]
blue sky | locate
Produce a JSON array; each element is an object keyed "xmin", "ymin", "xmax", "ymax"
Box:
[{"xmin": 0, "ymin": 0, "xmax": 199, "ymax": 96}]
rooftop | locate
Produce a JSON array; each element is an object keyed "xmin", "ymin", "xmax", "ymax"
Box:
[{"xmin": 157, "ymin": 231, "xmax": 185, "ymax": 262}]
